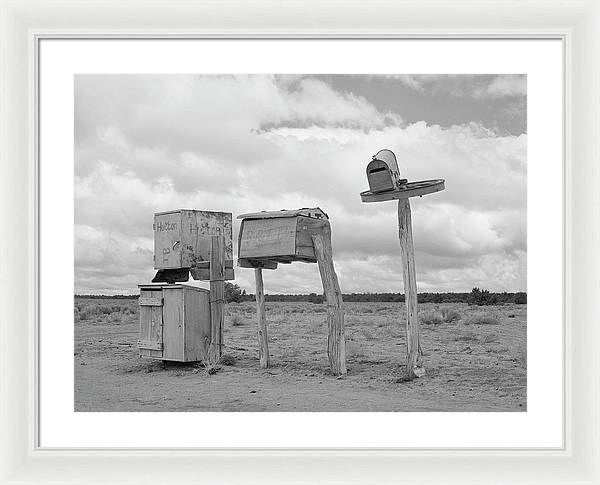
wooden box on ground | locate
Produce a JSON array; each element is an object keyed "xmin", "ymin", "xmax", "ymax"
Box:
[
  {"xmin": 138, "ymin": 284, "xmax": 210, "ymax": 362},
  {"xmin": 153, "ymin": 209, "xmax": 234, "ymax": 280},
  {"xmin": 237, "ymin": 208, "xmax": 329, "ymax": 268}
]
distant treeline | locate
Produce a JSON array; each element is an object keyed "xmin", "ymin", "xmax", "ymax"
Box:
[
  {"xmin": 243, "ymin": 291, "xmax": 526, "ymax": 305},
  {"xmin": 75, "ymin": 287, "xmax": 526, "ymax": 305}
]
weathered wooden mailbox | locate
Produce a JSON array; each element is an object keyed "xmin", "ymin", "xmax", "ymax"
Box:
[
  {"xmin": 138, "ymin": 284, "xmax": 211, "ymax": 362},
  {"xmin": 361, "ymin": 149, "xmax": 445, "ymax": 380},
  {"xmin": 138, "ymin": 209, "xmax": 233, "ymax": 363},
  {"xmin": 238, "ymin": 207, "xmax": 328, "ymax": 266},
  {"xmin": 237, "ymin": 208, "xmax": 346, "ymax": 376},
  {"xmin": 152, "ymin": 209, "xmax": 234, "ymax": 283}
]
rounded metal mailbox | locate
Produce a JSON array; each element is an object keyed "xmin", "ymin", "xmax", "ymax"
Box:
[{"xmin": 366, "ymin": 148, "xmax": 404, "ymax": 193}]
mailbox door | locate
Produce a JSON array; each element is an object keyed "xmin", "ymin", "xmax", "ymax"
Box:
[
  {"xmin": 154, "ymin": 211, "xmax": 183, "ymax": 269},
  {"xmin": 183, "ymin": 287, "xmax": 211, "ymax": 362},
  {"xmin": 161, "ymin": 287, "xmax": 185, "ymax": 361},
  {"xmin": 367, "ymin": 159, "xmax": 395, "ymax": 193},
  {"xmin": 368, "ymin": 170, "xmax": 394, "ymax": 192},
  {"xmin": 138, "ymin": 289, "xmax": 164, "ymax": 358}
]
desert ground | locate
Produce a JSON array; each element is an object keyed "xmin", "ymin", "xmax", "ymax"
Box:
[{"xmin": 74, "ymin": 298, "xmax": 526, "ymax": 412}]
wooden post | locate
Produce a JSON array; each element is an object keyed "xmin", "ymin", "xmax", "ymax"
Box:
[
  {"xmin": 254, "ymin": 267, "xmax": 269, "ymax": 368},
  {"xmin": 209, "ymin": 235, "xmax": 225, "ymax": 363},
  {"xmin": 312, "ymin": 224, "xmax": 347, "ymax": 376},
  {"xmin": 397, "ymin": 198, "xmax": 425, "ymax": 378}
]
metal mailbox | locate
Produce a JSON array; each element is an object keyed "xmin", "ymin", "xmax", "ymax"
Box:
[{"xmin": 366, "ymin": 148, "xmax": 406, "ymax": 193}]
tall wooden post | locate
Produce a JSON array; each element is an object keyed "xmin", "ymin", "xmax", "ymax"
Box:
[
  {"xmin": 209, "ymin": 235, "xmax": 225, "ymax": 363},
  {"xmin": 312, "ymin": 224, "xmax": 347, "ymax": 376},
  {"xmin": 254, "ymin": 267, "xmax": 269, "ymax": 368},
  {"xmin": 397, "ymin": 199, "xmax": 425, "ymax": 378},
  {"xmin": 361, "ymin": 155, "xmax": 443, "ymax": 379}
]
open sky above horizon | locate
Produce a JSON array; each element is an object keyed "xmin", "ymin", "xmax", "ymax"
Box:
[{"xmin": 74, "ymin": 74, "xmax": 526, "ymax": 295}]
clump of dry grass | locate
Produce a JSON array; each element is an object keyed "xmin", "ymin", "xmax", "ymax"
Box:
[
  {"xmin": 440, "ymin": 307, "xmax": 461, "ymax": 323},
  {"xmin": 230, "ymin": 314, "xmax": 244, "ymax": 326},
  {"xmin": 464, "ymin": 312, "xmax": 501, "ymax": 325},
  {"xmin": 346, "ymin": 341, "xmax": 367, "ymax": 359},
  {"xmin": 199, "ymin": 361, "xmax": 221, "ymax": 375},
  {"xmin": 481, "ymin": 333, "xmax": 499, "ymax": 344},
  {"xmin": 308, "ymin": 319, "xmax": 322, "ymax": 334},
  {"xmin": 487, "ymin": 346, "xmax": 510, "ymax": 354},
  {"xmin": 455, "ymin": 330, "xmax": 478, "ymax": 342},
  {"xmin": 420, "ymin": 310, "xmax": 444, "ymax": 325},
  {"xmin": 218, "ymin": 354, "xmax": 236, "ymax": 366},
  {"xmin": 361, "ymin": 328, "xmax": 376, "ymax": 341},
  {"xmin": 270, "ymin": 313, "xmax": 287, "ymax": 324}
]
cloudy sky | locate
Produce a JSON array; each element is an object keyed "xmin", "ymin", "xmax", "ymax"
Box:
[{"xmin": 74, "ymin": 74, "xmax": 526, "ymax": 295}]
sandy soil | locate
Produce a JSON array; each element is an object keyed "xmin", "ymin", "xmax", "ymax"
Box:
[{"xmin": 74, "ymin": 299, "xmax": 526, "ymax": 412}]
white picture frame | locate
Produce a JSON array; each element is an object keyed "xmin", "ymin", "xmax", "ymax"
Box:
[{"xmin": 0, "ymin": 0, "xmax": 598, "ymax": 483}]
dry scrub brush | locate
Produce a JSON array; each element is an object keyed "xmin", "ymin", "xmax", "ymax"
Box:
[
  {"xmin": 229, "ymin": 314, "xmax": 244, "ymax": 326},
  {"xmin": 420, "ymin": 310, "xmax": 445, "ymax": 325},
  {"xmin": 463, "ymin": 312, "xmax": 501, "ymax": 325},
  {"xmin": 440, "ymin": 307, "xmax": 461, "ymax": 323},
  {"xmin": 420, "ymin": 307, "xmax": 462, "ymax": 325}
]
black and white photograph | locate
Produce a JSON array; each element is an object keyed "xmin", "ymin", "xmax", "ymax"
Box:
[{"xmin": 74, "ymin": 73, "xmax": 527, "ymax": 412}]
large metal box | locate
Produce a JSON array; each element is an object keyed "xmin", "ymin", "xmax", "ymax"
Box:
[
  {"xmin": 137, "ymin": 284, "xmax": 211, "ymax": 362},
  {"xmin": 237, "ymin": 208, "xmax": 328, "ymax": 266}
]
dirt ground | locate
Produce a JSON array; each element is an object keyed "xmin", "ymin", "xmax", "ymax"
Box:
[{"xmin": 74, "ymin": 298, "xmax": 526, "ymax": 412}]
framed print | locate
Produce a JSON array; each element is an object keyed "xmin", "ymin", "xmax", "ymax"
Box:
[
  {"xmin": 1, "ymin": 0, "xmax": 599, "ymax": 484},
  {"xmin": 45, "ymin": 40, "xmax": 556, "ymax": 448}
]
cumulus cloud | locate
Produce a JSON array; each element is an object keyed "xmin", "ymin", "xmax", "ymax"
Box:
[
  {"xmin": 383, "ymin": 74, "xmax": 526, "ymax": 100},
  {"xmin": 74, "ymin": 74, "xmax": 526, "ymax": 294},
  {"xmin": 482, "ymin": 75, "xmax": 527, "ymax": 98},
  {"xmin": 374, "ymin": 74, "xmax": 426, "ymax": 93}
]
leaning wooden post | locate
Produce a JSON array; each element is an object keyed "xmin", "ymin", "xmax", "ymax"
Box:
[
  {"xmin": 397, "ymin": 198, "xmax": 424, "ymax": 378},
  {"xmin": 209, "ymin": 235, "xmax": 225, "ymax": 363},
  {"xmin": 254, "ymin": 267, "xmax": 269, "ymax": 368},
  {"xmin": 312, "ymin": 223, "xmax": 347, "ymax": 376}
]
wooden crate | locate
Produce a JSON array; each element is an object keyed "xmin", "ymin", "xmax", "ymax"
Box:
[
  {"xmin": 153, "ymin": 209, "xmax": 234, "ymax": 279},
  {"xmin": 237, "ymin": 208, "xmax": 328, "ymax": 268},
  {"xmin": 137, "ymin": 284, "xmax": 211, "ymax": 362}
]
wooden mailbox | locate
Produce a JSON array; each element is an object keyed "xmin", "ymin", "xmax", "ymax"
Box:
[
  {"xmin": 237, "ymin": 208, "xmax": 346, "ymax": 376},
  {"xmin": 237, "ymin": 208, "xmax": 328, "ymax": 268},
  {"xmin": 366, "ymin": 148, "xmax": 405, "ymax": 193},
  {"xmin": 153, "ymin": 209, "xmax": 234, "ymax": 282},
  {"xmin": 138, "ymin": 284, "xmax": 211, "ymax": 362}
]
